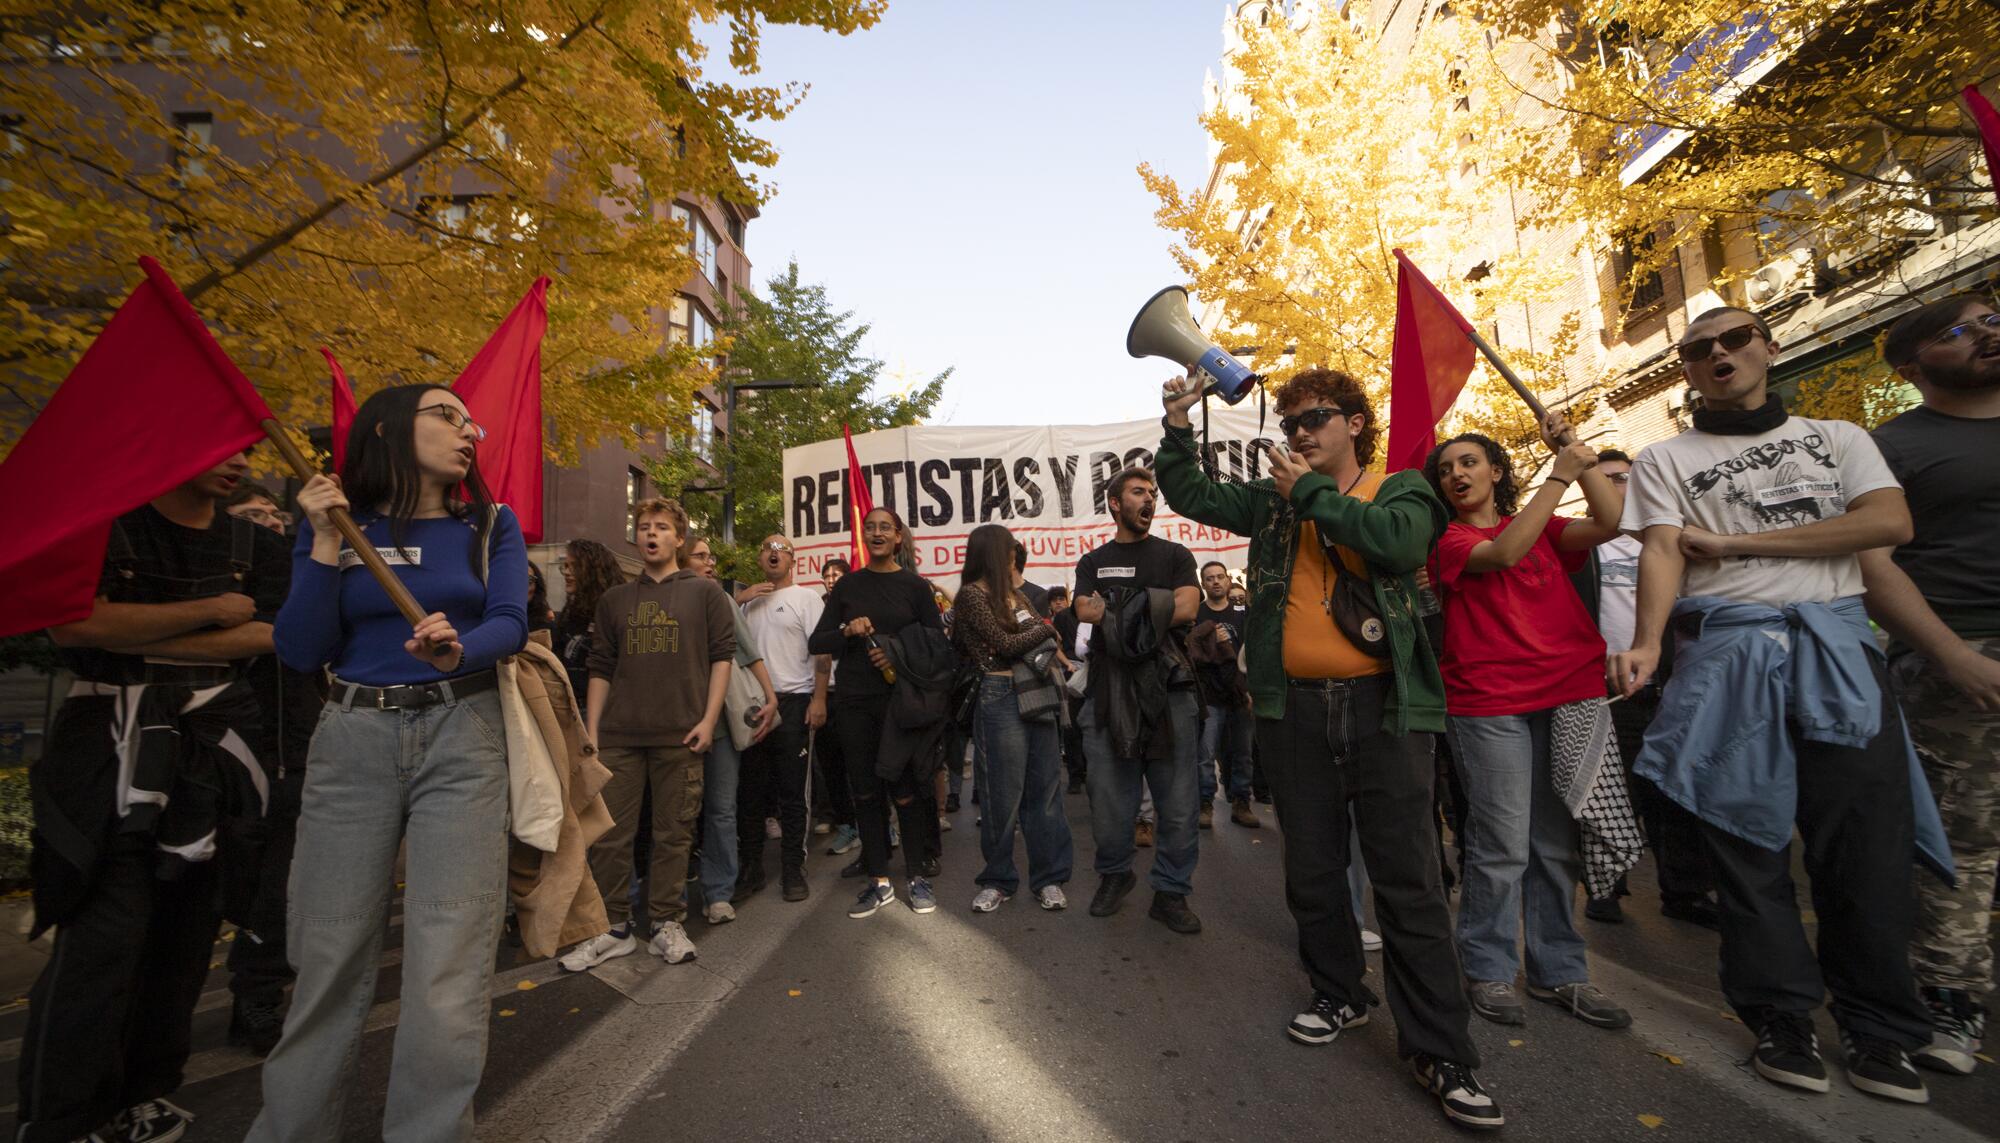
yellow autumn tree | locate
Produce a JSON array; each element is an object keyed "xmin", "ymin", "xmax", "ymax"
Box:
[
  {"xmin": 0, "ymin": 0, "xmax": 884, "ymax": 456},
  {"xmin": 1141, "ymin": 4, "xmax": 1585, "ymax": 476},
  {"xmin": 1465, "ymin": 0, "xmax": 2000, "ymax": 426}
]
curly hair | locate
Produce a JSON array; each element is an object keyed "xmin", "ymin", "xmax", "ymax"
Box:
[
  {"xmin": 559, "ymin": 539, "xmax": 626, "ymax": 629},
  {"xmin": 1272, "ymin": 366, "xmax": 1380, "ymax": 465},
  {"xmin": 1423, "ymin": 433, "xmax": 1519, "ymax": 517}
]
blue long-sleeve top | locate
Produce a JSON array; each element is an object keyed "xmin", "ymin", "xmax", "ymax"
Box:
[
  {"xmin": 1635, "ymin": 594, "xmax": 1951, "ymax": 883},
  {"xmin": 274, "ymin": 507, "xmax": 529, "ymax": 685}
]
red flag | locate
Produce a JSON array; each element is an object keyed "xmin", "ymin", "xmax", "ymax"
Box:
[
  {"xmin": 323, "ymin": 347, "xmax": 357, "ymax": 474},
  {"xmin": 1965, "ymin": 84, "xmax": 2000, "ymax": 203},
  {"xmin": 0, "ymin": 257, "xmax": 274, "ymax": 637},
  {"xmin": 842, "ymin": 424, "xmax": 874, "ymax": 571},
  {"xmin": 452, "ymin": 278, "xmax": 550, "ymax": 543},
  {"xmin": 1385, "ymin": 249, "xmax": 1479, "ymax": 474}
]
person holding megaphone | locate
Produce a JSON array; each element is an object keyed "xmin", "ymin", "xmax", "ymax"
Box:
[{"xmin": 1155, "ymin": 369, "xmax": 1504, "ymax": 1132}]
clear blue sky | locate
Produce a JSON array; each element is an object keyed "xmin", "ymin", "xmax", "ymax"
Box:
[{"xmin": 726, "ymin": 1, "xmax": 1229, "ymax": 427}]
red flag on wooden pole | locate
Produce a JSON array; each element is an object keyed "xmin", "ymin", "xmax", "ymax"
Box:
[
  {"xmin": 323, "ymin": 347, "xmax": 358, "ymax": 474},
  {"xmin": 842, "ymin": 424, "xmax": 873, "ymax": 571},
  {"xmin": 0, "ymin": 257, "xmax": 275, "ymax": 637},
  {"xmin": 1965, "ymin": 84, "xmax": 2000, "ymax": 203},
  {"xmin": 1385, "ymin": 249, "xmax": 1480, "ymax": 474},
  {"xmin": 452, "ymin": 278, "xmax": 550, "ymax": 543}
]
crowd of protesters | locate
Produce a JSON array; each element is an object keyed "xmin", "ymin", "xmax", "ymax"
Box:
[{"xmin": 11, "ymin": 293, "xmax": 1997, "ymax": 1141}]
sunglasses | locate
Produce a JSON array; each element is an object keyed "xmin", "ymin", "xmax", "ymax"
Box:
[
  {"xmin": 1278, "ymin": 406, "xmax": 1350, "ymax": 437},
  {"xmin": 1676, "ymin": 324, "xmax": 1763, "ymax": 364},
  {"xmin": 1921, "ymin": 311, "xmax": 2000, "ymax": 353},
  {"xmin": 763, "ymin": 540, "xmax": 793, "ymax": 553}
]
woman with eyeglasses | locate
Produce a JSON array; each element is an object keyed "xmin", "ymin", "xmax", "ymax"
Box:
[
  {"xmin": 251, "ymin": 385, "xmax": 527, "ymax": 1141},
  {"xmin": 808, "ymin": 506, "xmax": 945, "ymax": 917},
  {"xmin": 1422, "ymin": 412, "xmax": 1630, "ymax": 1035}
]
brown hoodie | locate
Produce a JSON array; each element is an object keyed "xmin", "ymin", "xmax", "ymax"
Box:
[{"xmin": 586, "ymin": 569, "xmax": 737, "ymax": 746}]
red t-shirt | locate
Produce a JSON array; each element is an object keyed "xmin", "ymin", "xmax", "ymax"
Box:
[{"xmin": 1430, "ymin": 516, "xmax": 1606, "ymax": 717}]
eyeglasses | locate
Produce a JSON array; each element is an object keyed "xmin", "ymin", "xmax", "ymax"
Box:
[
  {"xmin": 1278, "ymin": 406, "xmax": 1347, "ymax": 437},
  {"xmin": 1920, "ymin": 312, "xmax": 2000, "ymax": 353},
  {"xmin": 689, "ymin": 550, "xmax": 716, "ymax": 563},
  {"xmin": 861, "ymin": 524, "xmax": 898, "ymax": 536},
  {"xmin": 763, "ymin": 540, "xmax": 793, "ymax": 553},
  {"xmin": 1676, "ymin": 324, "xmax": 1763, "ymax": 364},
  {"xmin": 417, "ymin": 404, "xmax": 488, "ymax": 441},
  {"xmin": 236, "ymin": 507, "xmax": 292, "ymax": 527}
]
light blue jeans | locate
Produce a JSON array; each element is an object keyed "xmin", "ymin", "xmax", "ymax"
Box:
[
  {"xmin": 250, "ymin": 686, "xmax": 510, "ymax": 1143},
  {"xmin": 1081, "ymin": 691, "xmax": 1200, "ymax": 895},
  {"xmin": 1448, "ymin": 708, "xmax": 1590, "ymax": 988},
  {"xmin": 701, "ymin": 735, "xmax": 741, "ymax": 907}
]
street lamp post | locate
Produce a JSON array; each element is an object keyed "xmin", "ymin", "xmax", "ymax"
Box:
[{"xmin": 684, "ymin": 375, "xmax": 817, "ymax": 544}]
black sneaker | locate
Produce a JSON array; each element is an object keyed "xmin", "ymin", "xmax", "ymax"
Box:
[
  {"xmin": 1661, "ymin": 895, "xmax": 1721, "ymax": 930},
  {"xmin": 112, "ymin": 1098, "xmax": 194, "ymax": 1143},
  {"xmin": 945, "ymin": 793, "xmax": 961, "ymax": 813},
  {"xmin": 848, "ymin": 881, "xmax": 895, "ymax": 918},
  {"xmin": 1584, "ymin": 895, "xmax": 1624, "ymax": 923},
  {"xmin": 228, "ymin": 995, "xmax": 284, "ymax": 1055},
  {"xmin": 1840, "ymin": 1028, "xmax": 1930, "ymax": 1103},
  {"xmin": 1148, "ymin": 890, "xmax": 1202, "ymax": 935},
  {"xmin": 1751, "ymin": 1010, "xmax": 1829, "ymax": 1093},
  {"xmin": 1088, "ymin": 871, "xmax": 1137, "ymax": 917},
  {"xmin": 1915, "ymin": 986, "xmax": 1983, "ymax": 1075},
  {"xmin": 919, "ymin": 856, "xmax": 942, "ymax": 879},
  {"xmin": 840, "ymin": 855, "xmax": 866, "ymax": 879},
  {"xmin": 1411, "ymin": 1056, "xmax": 1503, "ymax": 1130},
  {"xmin": 781, "ymin": 867, "xmax": 809, "ymax": 902},
  {"xmin": 1287, "ymin": 991, "xmax": 1369, "ymax": 1045}
]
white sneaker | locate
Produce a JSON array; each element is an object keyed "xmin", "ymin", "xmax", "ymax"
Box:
[
  {"xmin": 971, "ymin": 886, "xmax": 1010, "ymax": 912},
  {"xmin": 650, "ymin": 921, "xmax": 698, "ymax": 964},
  {"xmin": 1037, "ymin": 884, "xmax": 1068, "ymax": 911},
  {"xmin": 1362, "ymin": 929, "xmax": 1383, "ymax": 952},
  {"xmin": 704, "ymin": 901, "xmax": 736, "ymax": 925},
  {"xmin": 765, "ymin": 817, "xmax": 782, "ymax": 839},
  {"xmin": 559, "ymin": 929, "xmax": 638, "ymax": 972},
  {"xmin": 939, "ymin": 815, "xmax": 954, "ymax": 833}
]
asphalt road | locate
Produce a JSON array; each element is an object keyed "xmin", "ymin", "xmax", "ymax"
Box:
[{"xmin": 11, "ymin": 786, "xmax": 1998, "ymax": 1142}]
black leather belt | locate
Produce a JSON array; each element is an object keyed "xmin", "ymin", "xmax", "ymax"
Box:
[
  {"xmin": 334, "ymin": 669, "xmax": 498, "ymax": 710},
  {"xmin": 1287, "ymin": 675, "xmax": 1387, "ymax": 692}
]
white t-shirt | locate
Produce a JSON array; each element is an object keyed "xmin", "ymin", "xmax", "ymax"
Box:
[
  {"xmin": 740, "ymin": 584, "xmax": 825, "ymax": 695},
  {"xmin": 1595, "ymin": 532, "xmax": 1643, "ymax": 654},
  {"xmin": 1621, "ymin": 417, "xmax": 1901, "ymax": 608}
]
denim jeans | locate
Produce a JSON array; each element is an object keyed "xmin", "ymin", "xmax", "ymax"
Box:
[
  {"xmin": 1081, "ymin": 690, "xmax": 1199, "ymax": 895},
  {"xmin": 250, "ymin": 686, "xmax": 510, "ymax": 1143},
  {"xmin": 1201, "ymin": 701, "xmax": 1255, "ymax": 803},
  {"xmin": 1448, "ymin": 707, "xmax": 1591, "ymax": 989},
  {"xmin": 701, "ymin": 735, "xmax": 741, "ymax": 908},
  {"xmin": 973, "ymin": 675, "xmax": 1074, "ymax": 895}
]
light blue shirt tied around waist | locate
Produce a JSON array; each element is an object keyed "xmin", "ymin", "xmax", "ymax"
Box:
[{"xmin": 1635, "ymin": 594, "xmax": 1953, "ymax": 883}]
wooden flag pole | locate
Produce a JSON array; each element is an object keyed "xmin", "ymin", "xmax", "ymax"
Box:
[
  {"xmin": 1460, "ymin": 326, "xmax": 1575, "ymax": 446},
  {"xmin": 259, "ymin": 418, "xmax": 429, "ymax": 628}
]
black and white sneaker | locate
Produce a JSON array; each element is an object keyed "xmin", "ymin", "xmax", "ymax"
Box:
[
  {"xmin": 112, "ymin": 1098, "xmax": 194, "ymax": 1143},
  {"xmin": 1840, "ymin": 1029, "xmax": 1930, "ymax": 1104},
  {"xmin": 1287, "ymin": 991, "xmax": 1369, "ymax": 1045},
  {"xmin": 1752, "ymin": 1010, "xmax": 1830, "ymax": 1093},
  {"xmin": 1915, "ymin": 986, "xmax": 1983, "ymax": 1075},
  {"xmin": 848, "ymin": 881, "xmax": 895, "ymax": 918},
  {"xmin": 1411, "ymin": 1055, "xmax": 1504, "ymax": 1130}
]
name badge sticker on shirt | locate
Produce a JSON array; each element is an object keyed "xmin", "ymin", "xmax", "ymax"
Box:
[
  {"xmin": 1097, "ymin": 566, "xmax": 1137, "ymax": 579},
  {"xmin": 339, "ymin": 547, "xmax": 421, "ymax": 571}
]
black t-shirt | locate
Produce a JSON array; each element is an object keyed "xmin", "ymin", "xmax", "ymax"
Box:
[
  {"xmin": 1194, "ymin": 600, "xmax": 1248, "ymax": 692},
  {"xmin": 1873, "ymin": 406, "xmax": 2000, "ymax": 639},
  {"xmin": 1073, "ymin": 536, "xmax": 1198, "ymax": 659},
  {"xmin": 60, "ymin": 504, "xmax": 291, "ymax": 681},
  {"xmin": 808, "ymin": 567, "xmax": 944, "ymax": 698}
]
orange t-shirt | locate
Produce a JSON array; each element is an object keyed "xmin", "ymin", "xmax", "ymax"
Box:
[{"xmin": 1282, "ymin": 472, "xmax": 1391, "ymax": 681}]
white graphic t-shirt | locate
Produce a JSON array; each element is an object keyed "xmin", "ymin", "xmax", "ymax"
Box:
[
  {"xmin": 1595, "ymin": 532, "xmax": 1643, "ymax": 654},
  {"xmin": 1620, "ymin": 417, "xmax": 1901, "ymax": 608}
]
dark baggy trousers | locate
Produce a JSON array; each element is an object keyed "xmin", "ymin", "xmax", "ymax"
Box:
[
  {"xmin": 834, "ymin": 693, "xmax": 936, "ymax": 880},
  {"xmin": 739, "ymin": 693, "xmax": 814, "ymax": 875},
  {"xmin": 1258, "ymin": 675, "xmax": 1479, "ymax": 1066}
]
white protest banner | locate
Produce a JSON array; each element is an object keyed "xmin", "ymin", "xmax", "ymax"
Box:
[{"xmin": 782, "ymin": 404, "xmax": 1284, "ymax": 590}]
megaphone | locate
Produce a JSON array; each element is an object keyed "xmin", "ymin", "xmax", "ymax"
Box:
[{"xmin": 1126, "ymin": 286, "xmax": 1259, "ymax": 405}]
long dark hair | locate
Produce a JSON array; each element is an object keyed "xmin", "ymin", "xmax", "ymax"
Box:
[
  {"xmin": 958, "ymin": 524, "xmax": 1021, "ymax": 625},
  {"xmin": 341, "ymin": 384, "xmax": 495, "ymax": 572},
  {"xmin": 560, "ymin": 539, "xmax": 625, "ymax": 629},
  {"xmin": 1424, "ymin": 432, "xmax": 1519, "ymax": 517}
]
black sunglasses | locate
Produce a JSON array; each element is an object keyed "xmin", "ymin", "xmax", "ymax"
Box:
[
  {"xmin": 1677, "ymin": 324, "xmax": 1763, "ymax": 363},
  {"xmin": 1279, "ymin": 406, "xmax": 1351, "ymax": 437}
]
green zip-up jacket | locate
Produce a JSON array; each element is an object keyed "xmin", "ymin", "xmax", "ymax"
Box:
[{"xmin": 1155, "ymin": 420, "xmax": 1450, "ymax": 735}]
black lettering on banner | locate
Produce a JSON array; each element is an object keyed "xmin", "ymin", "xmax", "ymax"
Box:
[
  {"xmin": 1012, "ymin": 457, "xmax": 1045, "ymax": 518},
  {"xmin": 1048, "ymin": 455, "xmax": 1078, "ymax": 517},
  {"xmin": 949, "ymin": 457, "xmax": 982, "ymax": 523},
  {"xmin": 818, "ymin": 471, "xmax": 842, "ymax": 535},
  {"xmin": 870, "ymin": 461, "xmax": 903, "ymax": 515},
  {"xmin": 1123, "ymin": 446, "xmax": 1153, "ymax": 470},
  {"xmin": 919, "ymin": 459, "xmax": 954, "ymax": 526},
  {"xmin": 1247, "ymin": 438, "xmax": 1274, "ymax": 479},
  {"xmin": 792, "ymin": 475, "xmax": 818, "ymax": 536},
  {"xmin": 978, "ymin": 458, "xmax": 1014, "ymax": 522},
  {"xmin": 1088, "ymin": 451, "xmax": 1121, "ymax": 514},
  {"xmin": 902, "ymin": 464, "xmax": 920, "ymax": 518}
]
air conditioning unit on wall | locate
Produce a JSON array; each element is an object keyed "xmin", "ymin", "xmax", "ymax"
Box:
[{"xmin": 1745, "ymin": 248, "xmax": 1816, "ymax": 309}]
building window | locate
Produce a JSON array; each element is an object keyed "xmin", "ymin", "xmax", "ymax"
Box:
[
  {"xmin": 724, "ymin": 210, "xmax": 744, "ymax": 248},
  {"xmin": 689, "ymin": 400, "xmax": 715, "ymax": 462},
  {"xmin": 1613, "ymin": 229, "xmax": 1666, "ymax": 312},
  {"xmin": 625, "ymin": 467, "xmax": 645, "ymax": 543},
  {"xmin": 172, "ymin": 111, "xmax": 212, "ymax": 180},
  {"xmin": 672, "ymin": 203, "xmax": 719, "ymax": 282},
  {"xmin": 667, "ymin": 295, "xmax": 715, "ymax": 349}
]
